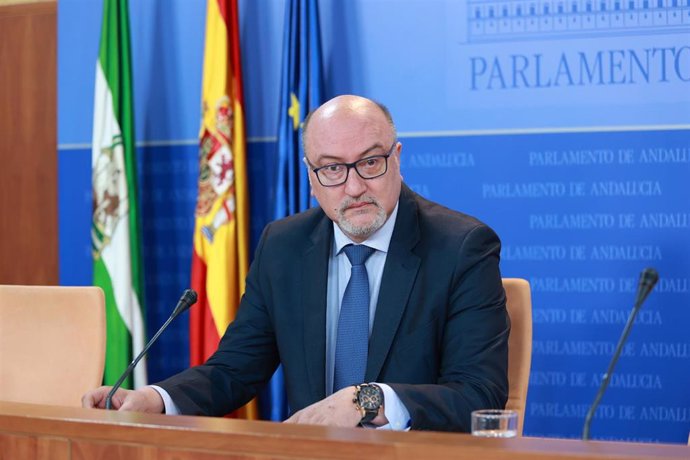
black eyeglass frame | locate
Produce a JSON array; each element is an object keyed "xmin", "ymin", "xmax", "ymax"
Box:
[{"xmin": 307, "ymin": 141, "xmax": 397, "ymax": 187}]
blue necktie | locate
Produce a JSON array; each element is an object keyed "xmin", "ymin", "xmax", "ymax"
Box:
[{"xmin": 334, "ymin": 244, "xmax": 376, "ymax": 392}]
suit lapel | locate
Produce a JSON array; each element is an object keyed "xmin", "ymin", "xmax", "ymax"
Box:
[
  {"xmin": 301, "ymin": 214, "xmax": 332, "ymax": 402},
  {"xmin": 366, "ymin": 185, "xmax": 421, "ymax": 381}
]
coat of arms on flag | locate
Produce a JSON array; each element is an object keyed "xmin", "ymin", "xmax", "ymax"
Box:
[
  {"xmin": 92, "ymin": 134, "xmax": 127, "ymax": 258},
  {"xmin": 197, "ymin": 95, "xmax": 237, "ymax": 243}
]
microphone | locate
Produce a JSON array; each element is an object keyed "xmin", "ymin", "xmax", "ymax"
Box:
[
  {"xmin": 582, "ymin": 268, "xmax": 659, "ymax": 440},
  {"xmin": 105, "ymin": 289, "xmax": 197, "ymax": 410}
]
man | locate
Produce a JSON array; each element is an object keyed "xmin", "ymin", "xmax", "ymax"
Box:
[{"xmin": 83, "ymin": 95, "xmax": 510, "ymax": 432}]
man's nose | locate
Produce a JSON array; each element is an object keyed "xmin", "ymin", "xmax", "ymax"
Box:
[{"xmin": 343, "ymin": 168, "xmax": 367, "ymax": 197}]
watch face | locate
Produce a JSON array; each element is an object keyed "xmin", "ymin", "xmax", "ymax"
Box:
[{"xmin": 359, "ymin": 385, "xmax": 382, "ymax": 410}]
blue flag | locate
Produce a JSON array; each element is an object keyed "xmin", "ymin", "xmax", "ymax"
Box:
[{"xmin": 261, "ymin": 0, "xmax": 323, "ymax": 421}]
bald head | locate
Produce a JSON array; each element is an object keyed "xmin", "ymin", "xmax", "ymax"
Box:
[{"xmin": 302, "ymin": 95, "xmax": 396, "ymax": 157}]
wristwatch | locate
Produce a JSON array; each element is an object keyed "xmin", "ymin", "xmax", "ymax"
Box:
[{"xmin": 354, "ymin": 383, "xmax": 384, "ymax": 426}]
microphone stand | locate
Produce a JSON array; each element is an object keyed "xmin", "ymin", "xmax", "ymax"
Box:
[
  {"xmin": 105, "ymin": 289, "xmax": 197, "ymax": 410},
  {"xmin": 582, "ymin": 268, "xmax": 658, "ymax": 440}
]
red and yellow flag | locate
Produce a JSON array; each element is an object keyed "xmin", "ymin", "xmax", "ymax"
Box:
[{"xmin": 190, "ymin": 0, "xmax": 256, "ymax": 419}]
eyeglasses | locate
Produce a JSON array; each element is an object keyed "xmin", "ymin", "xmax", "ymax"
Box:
[{"xmin": 308, "ymin": 142, "xmax": 397, "ymax": 187}]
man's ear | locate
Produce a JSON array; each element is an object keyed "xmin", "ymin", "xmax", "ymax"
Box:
[
  {"xmin": 393, "ymin": 142, "xmax": 403, "ymax": 176},
  {"xmin": 303, "ymin": 157, "xmax": 315, "ymax": 196},
  {"xmin": 309, "ymin": 175, "xmax": 315, "ymax": 197}
]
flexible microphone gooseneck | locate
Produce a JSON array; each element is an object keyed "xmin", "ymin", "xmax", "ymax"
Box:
[
  {"xmin": 105, "ymin": 289, "xmax": 198, "ymax": 410},
  {"xmin": 582, "ymin": 268, "xmax": 659, "ymax": 440}
]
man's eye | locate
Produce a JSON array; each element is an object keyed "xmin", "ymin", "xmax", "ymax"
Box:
[{"xmin": 326, "ymin": 165, "xmax": 343, "ymax": 172}]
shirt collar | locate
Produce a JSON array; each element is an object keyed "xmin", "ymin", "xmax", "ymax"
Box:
[{"xmin": 333, "ymin": 201, "xmax": 399, "ymax": 255}]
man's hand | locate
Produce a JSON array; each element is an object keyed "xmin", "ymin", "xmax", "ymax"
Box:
[
  {"xmin": 81, "ymin": 386, "xmax": 165, "ymax": 413},
  {"xmin": 284, "ymin": 386, "xmax": 362, "ymax": 427},
  {"xmin": 284, "ymin": 386, "xmax": 389, "ymax": 427}
]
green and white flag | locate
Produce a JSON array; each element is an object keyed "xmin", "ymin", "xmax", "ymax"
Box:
[{"xmin": 91, "ymin": 0, "xmax": 146, "ymax": 389}]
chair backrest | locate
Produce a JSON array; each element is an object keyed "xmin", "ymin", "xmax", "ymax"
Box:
[
  {"xmin": 0, "ymin": 285, "xmax": 105, "ymax": 407},
  {"xmin": 502, "ymin": 278, "xmax": 533, "ymax": 436}
]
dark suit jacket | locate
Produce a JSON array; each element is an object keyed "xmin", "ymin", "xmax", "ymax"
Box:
[{"xmin": 158, "ymin": 184, "xmax": 510, "ymax": 432}]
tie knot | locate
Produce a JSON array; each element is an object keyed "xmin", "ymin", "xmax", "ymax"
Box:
[{"xmin": 343, "ymin": 244, "xmax": 375, "ymax": 266}]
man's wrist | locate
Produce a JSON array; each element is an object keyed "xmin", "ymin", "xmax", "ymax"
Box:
[
  {"xmin": 141, "ymin": 386, "xmax": 166, "ymax": 413},
  {"xmin": 370, "ymin": 406, "xmax": 387, "ymax": 426},
  {"xmin": 372, "ymin": 383, "xmax": 410, "ymax": 431}
]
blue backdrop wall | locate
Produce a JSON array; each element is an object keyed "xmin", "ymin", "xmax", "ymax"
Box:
[{"xmin": 58, "ymin": 0, "xmax": 690, "ymax": 443}]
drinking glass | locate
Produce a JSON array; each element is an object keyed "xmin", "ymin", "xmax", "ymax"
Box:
[{"xmin": 471, "ymin": 409, "xmax": 518, "ymax": 438}]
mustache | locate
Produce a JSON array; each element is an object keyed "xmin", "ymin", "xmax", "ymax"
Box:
[{"xmin": 338, "ymin": 197, "xmax": 381, "ymax": 213}]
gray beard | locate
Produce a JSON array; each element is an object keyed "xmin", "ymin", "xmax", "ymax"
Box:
[{"xmin": 336, "ymin": 197, "xmax": 387, "ymax": 239}]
